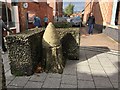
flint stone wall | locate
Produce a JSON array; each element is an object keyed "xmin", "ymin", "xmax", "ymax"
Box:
[
  {"xmin": 56, "ymin": 28, "xmax": 80, "ymax": 60},
  {"xmin": 6, "ymin": 29, "xmax": 44, "ymax": 76},
  {"xmin": 6, "ymin": 28, "xmax": 80, "ymax": 76}
]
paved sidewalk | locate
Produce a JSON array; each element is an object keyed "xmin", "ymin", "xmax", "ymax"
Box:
[
  {"xmin": 2, "ymin": 27, "xmax": 119, "ymax": 89},
  {"xmin": 2, "ymin": 48, "xmax": 119, "ymax": 89},
  {"xmin": 80, "ymin": 27, "xmax": 120, "ymax": 51}
]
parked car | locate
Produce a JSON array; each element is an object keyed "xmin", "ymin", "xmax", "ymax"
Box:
[
  {"xmin": 67, "ymin": 16, "xmax": 82, "ymax": 27},
  {"xmin": 54, "ymin": 16, "xmax": 67, "ymax": 22}
]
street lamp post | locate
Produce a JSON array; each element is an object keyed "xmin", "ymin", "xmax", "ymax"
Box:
[{"xmin": 5, "ymin": 0, "xmax": 9, "ymax": 27}]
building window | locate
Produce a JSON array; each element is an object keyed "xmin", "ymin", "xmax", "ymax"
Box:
[{"xmin": 1, "ymin": 2, "xmax": 15, "ymax": 27}]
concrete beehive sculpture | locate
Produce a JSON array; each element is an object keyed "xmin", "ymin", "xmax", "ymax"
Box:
[
  {"xmin": 43, "ymin": 22, "xmax": 60, "ymax": 47},
  {"xmin": 42, "ymin": 22, "xmax": 64, "ymax": 73}
]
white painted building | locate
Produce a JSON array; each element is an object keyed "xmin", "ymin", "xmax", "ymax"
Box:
[{"xmin": 0, "ymin": 0, "xmax": 20, "ymax": 33}]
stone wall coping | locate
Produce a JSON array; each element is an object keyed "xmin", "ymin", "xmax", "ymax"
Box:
[{"xmin": 6, "ymin": 28, "xmax": 43, "ymax": 39}]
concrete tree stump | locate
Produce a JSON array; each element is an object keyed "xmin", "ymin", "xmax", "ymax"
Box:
[{"xmin": 42, "ymin": 22, "xmax": 64, "ymax": 73}]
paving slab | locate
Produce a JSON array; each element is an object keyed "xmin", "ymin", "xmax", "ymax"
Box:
[
  {"xmin": 24, "ymin": 81, "xmax": 43, "ymax": 88},
  {"xmin": 65, "ymin": 60, "xmax": 78, "ymax": 68},
  {"xmin": 93, "ymin": 76, "xmax": 113, "ymax": 88},
  {"xmin": 6, "ymin": 80, "xmax": 11, "ymax": 86},
  {"xmin": 108, "ymin": 74, "xmax": 118, "ymax": 83},
  {"xmin": 7, "ymin": 85, "xmax": 23, "ymax": 89},
  {"xmin": 77, "ymin": 72, "xmax": 93, "ymax": 81},
  {"xmin": 29, "ymin": 72, "xmax": 47, "ymax": 82},
  {"xmin": 61, "ymin": 75, "xmax": 77, "ymax": 85},
  {"xmin": 86, "ymin": 54, "xmax": 98, "ymax": 59},
  {"xmin": 80, "ymin": 32, "xmax": 119, "ymax": 51},
  {"xmin": 4, "ymin": 61, "xmax": 10, "ymax": 73},
  {"xmin": 88, "ymin": 58, "xmax": 100, "ymax": 65},
  {"xmin": 9, "ymin": 76, "xmax": 30, "ymax": 87},
  {"xmin": 77, "ymin": 60, "xmax": 89, "ymax": 66},
  {"xmin": 103, "ymin": 67, "xmax": 118, "ymax": 75},
  {"xmin": 107, "ymin": 53, "xmax": 119, "ymax": 60},
  {"xmin": 77, "ymin": 65, "xmax": 91, "ymax": 73},
  {"xmin": 47, "ymin": 73, "xmax": 62, "ymax": 78},
  {"xmin": 97, "ymin": 53, "xmax": 109, "ymax": 58},
  {"xmin": 91, "ymin": 69, "xmax": 107, "ymax": 77},
  {"xmin": 78, "ymin": 80, "xmax": 95, "ymax": 88},
  {"xmin": 97, "ymin": 57, "xmax": 111, "ymax": 63},
  {"xmin": 85, "ymin": 50, "xmax": 98, "ymax": 56},
  {"xmin": 5, "ymin": 71, "xmax": 15, "ymax": 86},
  {"xmin": 60, "ymin": 84, "xmax": 77, "ymax": 88},
  {"xmin": 79, "ymin": 50, "xmax": 86, "ymax": 57},
  {"xmin": 101, "ymin": 63, "xmax": 114, "ymax": 68},
  {"xmin": 42, "ymin": 77, "xmax": 61, "ymax": 88},
  {"xmin": 2, "ymin": 53, "xmax": 10, "ymax": 64},
  {"xmin": 111, "ymin": 82, "xmax": 118, "ymax": 88},
  {"xmin": 63, "ymin": 66, "xmax": 76, "ymax": 75},
  {"xmin": 89, "ymin": 64, "xmax": 104, "ymax": 70}
]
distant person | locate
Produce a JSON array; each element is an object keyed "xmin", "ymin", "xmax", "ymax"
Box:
[
  {"xmin": 33, "ymin": 15, "xmax": 41, "ymax": 28},
  {"xmin": 0, "ymin": 16, "xmax": 12, "ymax": 52},
  {"xmin": 86, "ymin": 12, "xmax": 95, "ymax": 34},
  {"xmin": 43, "ymin": 15, "xmax": 48, "ymax": 28}
]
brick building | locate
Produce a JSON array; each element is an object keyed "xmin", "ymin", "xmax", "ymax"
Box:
[
  {"xmin": 48, "ymin": 0, "xmax": 63, "ymax": 17},
  {"xmin": 18, "ymin": 2, "xmax": 53, "ymax": 30},
  {"xmin": 18, "ymin": 0, "xmax": 63, "ymax": 31},
  {"xmin": 83, "ymin": 0, "xmax": 120, "ymax": 42},
  {"xmin": 1, "ymin": 0, "xmax": 63, "ymax": 33}
]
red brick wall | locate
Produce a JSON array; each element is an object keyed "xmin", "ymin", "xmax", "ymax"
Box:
[
  {"xmin": 18, "ymin": 2, "xmax": 28, "ymax": 32},
  {"xmin": 47, "ymin": 5, "xmax": 53, "ymax": 22},
  {"xmin": 27, "ymin": 2, "xmax": 47, "ymax": 26},
  {"xmin": 18, "ymin": 1, "xmax": 64, "ymax": 31},
  {"xmin": 47, "ymin": 0, "xmax": 63, "ymax": 17},
  {"xmin": 83, "ymin": 1, "xmax": 113, "ymax": 26},
  {"xmin": 48, "ymin": 0, "xmax": 55, "ymax": 9},
  {"xmin": 27, "ymin": 2, "xmax": 53, "ymax": 27},
  {"xmin": 18, "ymin": 2, "xmax": 53, "ymax": 30},
  {"xmin": 83, "ymin": 0, "xmax": 91, "ymax": 23},
  {"xmin": 56, "ymin": 1, "xmax": 63, "ymax": 17}
]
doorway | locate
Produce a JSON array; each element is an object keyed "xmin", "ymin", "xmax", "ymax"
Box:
[{"xmin": 115, "ymin": 1, "xmax": 120, "ymax": 25}]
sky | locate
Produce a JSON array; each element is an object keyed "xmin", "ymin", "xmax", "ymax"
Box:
[{"xmin": 63, "ymin": 0, "xmax": 85, "ymax": 12}]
